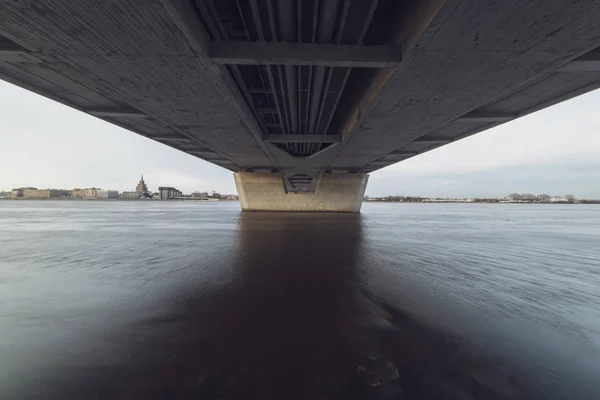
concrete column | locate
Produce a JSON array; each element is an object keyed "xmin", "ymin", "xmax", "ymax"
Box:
[{"xmin": 234, "ymin": 172, "xmax": 369, "ymax": 212}]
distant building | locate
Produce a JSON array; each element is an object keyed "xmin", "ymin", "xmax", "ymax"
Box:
[
  {"xmin": 70, "ymin": 188, "xmax": 87, "ymax": 198},
  {"xmin": 96, "ymin": 190, "xmax": 119, "ymax": 199},
  {"xmin": 68, "ymin": 188, "xmax": 108, "ymax": 199},
  {"xmin": 21, "ymin": 188, "xmax": 68, "ymax": 198},
  {"xmin": 10, "ymin": 188, "xmax": 24, "ymax": 198},
  {"xmin": 51, "ymin": 189, "xmax": 68, "ymax": 198},
  {"xmin": 122, "ymin": 191, "xmax": 141, "ymax": 199},
  {"xmin": 191, "ymin": 191, "xmax": 207, "ymax": 199},
  {"xmin": 20, "ymin": 187, "xmax": 37, "ymax": 198},
  {"xmin": 49, "ymin": 189, "xmax": 68, "ymax": 198},
  {"xmin": 136, "ymin": 175, "xmax": 149, "ymax": 193},
  {"xmin": 22, "ymin": 188, "xmax": 46, "ymax": 198},
  {"xmin": 158, "ymin": 187, "xmax": 182, "ymax": 200},
  {"xmin": 84, "ymin": 188, "xmax": 100, "ymax": 198}
]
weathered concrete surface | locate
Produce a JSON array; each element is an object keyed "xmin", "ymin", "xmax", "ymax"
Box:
[{"xmin": 234, "ymin": 173, "xmax": 368, "ymax": 212}]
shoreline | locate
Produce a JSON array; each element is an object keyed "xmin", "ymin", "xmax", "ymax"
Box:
[
  {"xmin": 0, "ymin": 198, "xmax": 239, "ymax": 202},
  {"xmin": 1, "ymin": 198, "xmax": 598, "ymax": 204},
  {"xmin": 365, "ymin": 201, "xmax": 600, "ymax": 205}
]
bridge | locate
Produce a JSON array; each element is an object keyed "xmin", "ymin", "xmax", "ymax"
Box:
[{"xmin": 2, "ymin": 1, "xmax": 600, "ymax": 211}]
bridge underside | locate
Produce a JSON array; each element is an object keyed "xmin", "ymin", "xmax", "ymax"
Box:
[{"xmin": 2, "ymin": 1, "xmax": 600, "ymax": 211}]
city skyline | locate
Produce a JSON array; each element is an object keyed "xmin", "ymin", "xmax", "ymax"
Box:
[
  {"xmin": 1, "ymin": 174, "xmax": 237, "ymax": 200},
  {"xmin": 0, "ymin": 175, "xmax": 231, "ymax": 197},
  {"xmin": 2, "ymin": 169, "xmax": 594, "ymax": 200},
  {"xmin": 1, "ymin": 182, "xmax": 593, "ymax": 201},
  {"xmin": 1, "ymin": 174, "xmax": 235, "ymax": 198},
  {"xmin": 1, "ymin": 80, "xmax": 600, "ymax": 198}
]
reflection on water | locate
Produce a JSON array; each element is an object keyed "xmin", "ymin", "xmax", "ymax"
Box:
[{"xmin": 1, "ymin": 202, "xmax": 600, "ymax": 399}]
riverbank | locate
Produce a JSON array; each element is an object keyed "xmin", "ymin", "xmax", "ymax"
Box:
[
  {"xmin": 0, "ymin": 198, "xmax": 238, "ymax": 201},
  {"xmin": 365, "ymin": 200, "xmax": 600, "ymax": 204}
]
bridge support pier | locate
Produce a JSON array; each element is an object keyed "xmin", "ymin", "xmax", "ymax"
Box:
[{"xmin": 234, "ymin": 172, "xmax": 369, "ymax": 212}]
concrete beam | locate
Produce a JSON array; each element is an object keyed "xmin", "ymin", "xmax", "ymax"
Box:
[
  {"xmin": 0, "ymin": 36, "xmax": 28, "ymax": 60},
  {"xmin": 264, "ymin": 122, "xmax": 282, "ymax": 128},
  {"xmin": 188, "ymin": 148, "xmax": 215, "ymax": 154},
  {"xmin": 210, "ymin": 41, "xmax": 403, "ymax": 68},
  {"xmin": 86, "ymin": 108, "xmax": 148, "ymax": 118},
  {"xmin": 159, "ymin": 1, "xmax": 283, "ymax": 176},
  {"xmin": 457, "ymin": 111, "xmax": 515, "ymax": 122},
  {"xmin": 256, "ymin": 108, "xmax": 278, "ymax": 113},
  {"xmin": 0, "ymin": 50, "xmax": 27, "ymax": 61},
  {"xmin": 152, "ymin": 135, "xmax": 192, "ymax": 141},
  {"xmin": 377, "ymin": 155, "xmax": 404, "ymax": 162},
  {"xmin": 265, "ymin": 134, "xmax": 342, "ymax": 143},
  {"xmin": 0, "ymin": 37, "xmax": 24, "ymax": 51},
  {"xmin": 190, "ymin": 152, "xmax": 217, "ymax": 158},
  {"xmin": 247, "ymin": 88, "xmax": 272, "ymax": 94},
  {"xmin": 412, "ymin": 137, "xmax": 451, "ymax": 144},
  {"xmin": 0, "ymin": 49, "xmax": 27, "ymax": 61},
  {"xmin": 369, "ymin": 160, "xmax": 391, "ymax": 165},
  {"xmin": 158, "ymin": 0, "xmax": 210, "ymax": 54},
  {"xmin": 387, "ymin": 150, "xmax": 418, "ymax": 156},
  {"xmin": 558, "ymin": 52, "xmax": 600, "ymax": 72},
  {"xmin": 244, "ymin": 167, "xmax": 276, "ymax": 173}
]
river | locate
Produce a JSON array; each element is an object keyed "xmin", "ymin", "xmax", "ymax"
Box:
[{"xmin": 1, "ymin": 201, "xmax": 599, "ymax": 399}]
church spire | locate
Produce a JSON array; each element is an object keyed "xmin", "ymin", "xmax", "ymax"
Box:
[{"xmin": 136, "ymin": 175, "xmax": 148, "ymax": 193}]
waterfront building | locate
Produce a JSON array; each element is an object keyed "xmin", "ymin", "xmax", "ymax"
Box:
[
  {"xmin": 122, "ymin": 191, "xmax": 141, "ymax": 199},
  {"xmin": 84, "ymin": 188, "xmax": 99, "ymax": 198},
  {"xmin": 96, "ymin": 190, "xmax": 119, "ymax": 199},
  {"xmin": 158, "ymin": 187, "xmax": 182, "ymax": 200},
  {"xmin": 70, "ymin": 188, "xmax": 86, "ymax": 198},
  {"xmin": 69, "ymin": 188, "xmax": 110, "ymax": 199},
  {"xmin": 10, "ymin": 188, "xmax": 24, "ymax": 198},
  {"xmin": 20, "ymin": 187, "xmax": 37, "ymax": 198},
  {"xmin": 191, "ymin": 191, "xmax": 207, "ymax": 199},
  {"xmin": 22, "ymin": 188, "xmax": 44, "ymax": 198},
  {"xmin": 21, "ymin": 188, "xmax": 68, "ymax": 198}
]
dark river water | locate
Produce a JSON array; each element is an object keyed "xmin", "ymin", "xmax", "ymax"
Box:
[{"xmin": 1, "ymin": 201, "xmax": 599, "ymax": 399}]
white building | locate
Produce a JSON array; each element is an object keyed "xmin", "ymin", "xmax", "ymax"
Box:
[{"xmin": 96, "ymin": 190, "xmax": 119, "ymax": 199}]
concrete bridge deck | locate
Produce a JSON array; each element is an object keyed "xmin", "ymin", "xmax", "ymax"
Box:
[{"xmin": 2, "ymin": 1, "xmax": 600, "ymax": 210}]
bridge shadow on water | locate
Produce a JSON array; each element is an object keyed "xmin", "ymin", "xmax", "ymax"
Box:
[{"xmin": 36, "ymin": 212, "xmax": 529, "ymax": 399}]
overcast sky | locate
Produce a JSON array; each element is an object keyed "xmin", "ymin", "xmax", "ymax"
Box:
[{"xmin": 1, "ymin": 80, "xmax": 599, "ymax": 198}]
